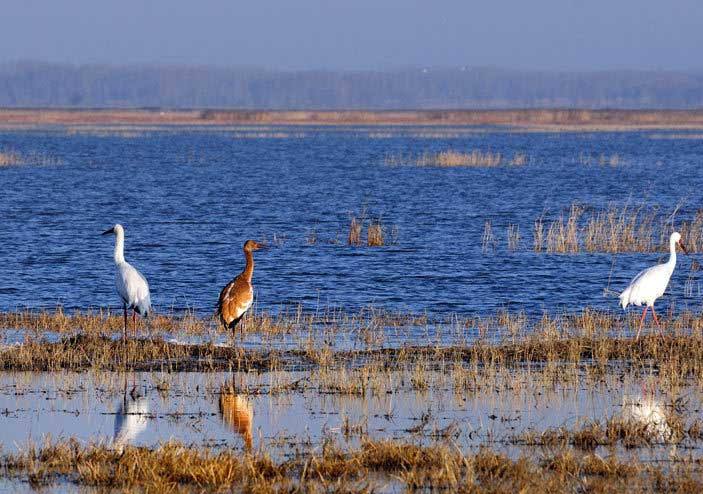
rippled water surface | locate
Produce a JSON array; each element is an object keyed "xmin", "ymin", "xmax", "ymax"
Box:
[{"xmin": 2, "ymin": 127, "xmax": 703, "ymax": 318}]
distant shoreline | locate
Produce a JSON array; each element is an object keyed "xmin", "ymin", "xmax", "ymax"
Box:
[{"xmin": 2, "ymin": 108, "xmax": 703, "ymax": 130}]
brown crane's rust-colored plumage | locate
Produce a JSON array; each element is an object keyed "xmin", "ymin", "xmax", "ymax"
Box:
[
  {"xmin": 216, "ymin": 240, "xmax": 263, "ymax": 330},
  {"xmin": 219, "ymin": 385, "xmax": 253, "ymax": 450}
]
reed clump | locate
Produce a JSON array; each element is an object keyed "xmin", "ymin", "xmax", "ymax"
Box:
[
  {"xmin": 347, "ymin": 210, "xmax": 395, "ymax": 247},
  {"xmin": 0, "ymin": 149, "xmax": 62, "ymax": 166},
  {"xmin": 532, "ymin": 203, "xmax": 703, "ymax": 253},
  {"xmin": 385, "ymin": 150, "xmax": 528, "ymax": 168}
]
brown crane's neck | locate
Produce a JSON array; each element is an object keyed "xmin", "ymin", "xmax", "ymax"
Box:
[{"xmin": 242, "ymin": 250, "xmax": 254, "ymax": 282}]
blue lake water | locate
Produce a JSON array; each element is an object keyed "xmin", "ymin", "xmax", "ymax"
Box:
[{"xmin": 1, "ymin": 126, "xmax": 703, "ymax": 318}]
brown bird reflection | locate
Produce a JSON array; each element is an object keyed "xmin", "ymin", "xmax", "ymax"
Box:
[{"xmin": 218, "ymin": 383, "xmax": 253, "ymax": 450}]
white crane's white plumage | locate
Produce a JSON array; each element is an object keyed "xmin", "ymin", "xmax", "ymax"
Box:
[
  {"xmin": 103, "ymin": 224, "xmax": 151, "ymax": 339},
  {"xmin": 619, "ymin": 231, "xmax": 686, "ymax": 338}
]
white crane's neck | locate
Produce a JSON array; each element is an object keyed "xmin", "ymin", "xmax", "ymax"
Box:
[
  {"xmin": 667, "ymin": 237, "xmax": 677, "ymax": 267},
  {"xmin": 114, "ymin": 229, "xmax": 125, "ymax": 264}
]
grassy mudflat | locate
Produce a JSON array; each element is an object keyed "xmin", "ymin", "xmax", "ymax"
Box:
[
  {"xmin": 3, "ymin": 308, "xmax": 703, "ymax": 376},
  {"xmin": 3, "ymin": 108, "xmax": 703, "ymax": 129},
  {"xmin": 3, "ymin": 309, "xmax": 703, "ymax": 491}
]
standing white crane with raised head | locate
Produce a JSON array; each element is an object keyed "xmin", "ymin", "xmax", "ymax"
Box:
[
  {"xmin": 102, "ymin": 224, "xmax": 152, "ymax": 341},
  {"xmin": 619, "ymin": 231, "xmax": 687, "ymax": 339}
]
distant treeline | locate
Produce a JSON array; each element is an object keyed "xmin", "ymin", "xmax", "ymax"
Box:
[{"xmin": 1, "ymin": 61, "xmax": 703, "ymax": 109}]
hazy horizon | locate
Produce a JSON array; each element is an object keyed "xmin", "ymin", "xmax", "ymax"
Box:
[
  {"xmin": 3, "ymin": 0, "xmax": 703, "ymax": 71},
  {"xmin": 4, "ymin": 60, "xmax": 703, "ymax": 74}
]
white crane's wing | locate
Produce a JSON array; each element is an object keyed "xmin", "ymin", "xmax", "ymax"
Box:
[
  {"xmin": 116, "ymin": 262, "xmax": 151, "ymax": 309},
  {"xmin": 620, "ymin": 263, "xmax": 671, "ymax": 307}
]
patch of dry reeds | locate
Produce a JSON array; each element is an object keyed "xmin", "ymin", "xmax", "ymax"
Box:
[
  {"xmin": 384, "ymin": 150, "xmax": 528, "ymax": 168},
  {"xmin": 347, "ymin": 210, "xmax": 395, "ymax": 247},
  {"xmin": 0, "ymin": 149, "xmax": 62, "ymax": 167},
  {"xmin": 533, "ymin": 203, "xmax": 703, "ymax": 253},
  {"xmin": 482, "ymin": 220, "xmax": 495, "ymax": 253},
  {"xmin": 506, "ymin": 224, "xmax": 521, "ymax": 251},
  {"xmin": 578, "ymin": 152, "xmax": 622, "ymax": 166},
  {"xmin": 5, "ymin": 438, "xmax": 703, "ymax": 492}
]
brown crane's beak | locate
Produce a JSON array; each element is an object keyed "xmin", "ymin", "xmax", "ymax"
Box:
[
  {"xmin": 253, "ymin": 241, "xmax": 266, "ymax": 251},
  {"xmin": 679, "ymin": 241, "xmax": 688, "ymax": 254},
  {"xmin": 101, "ymin": 227, "xmax": 115, "ymax": 236}
]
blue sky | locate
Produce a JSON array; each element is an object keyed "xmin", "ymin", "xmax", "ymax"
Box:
[{"xmin": 2, "ymin": 0, "xmax": 702, "ymax": 70}]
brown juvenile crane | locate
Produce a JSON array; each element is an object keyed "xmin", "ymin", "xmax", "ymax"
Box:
[{"xmin": 216, "ymin": 240, "xmax": 264, "ymax": 331}]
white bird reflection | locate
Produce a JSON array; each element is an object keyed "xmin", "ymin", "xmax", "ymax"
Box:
[
  {"xmin": 620, "ymin": 394, "xmax": 672, "ymax": 442},
  {"xmin": 112, "ymin": 389, "xmax": 149, "ymax": 454}
]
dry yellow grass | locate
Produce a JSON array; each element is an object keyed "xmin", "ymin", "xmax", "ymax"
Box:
[
  {"xmin": 532, "ymin": 203, "xmax": 703, "ymax": 253},
  {"xmin": 5, "ymin": 438, "xmax": 703, "ymax": 492},
  {"xmin": 6, "ymin": 307, "xmax": 703, "ymax": 383}
]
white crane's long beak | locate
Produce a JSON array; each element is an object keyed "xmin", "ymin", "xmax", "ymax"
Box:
[{"xmin": 101, "ymin": 227, "xmax": 115, "ymax": 235}]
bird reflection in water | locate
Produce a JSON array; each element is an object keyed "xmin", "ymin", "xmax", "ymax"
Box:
[
  {"xmin": 219, "ymin": 382, "xmax": 253, "ymax": 450},
  {"xmin": 620, "ymin": 393, "xmax": 672, "ymax": 442},
  {"xmin": 112, "ymin": 375, "xmax": 149, "ymax": 454}
]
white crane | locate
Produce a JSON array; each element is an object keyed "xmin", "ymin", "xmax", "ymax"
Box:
[
  {"xmin": 102, "ymin": 224, "xmax": 152, "ymax": 341},
  {"xmin": 619, "ymin": 231, "xmax": 687, "ymax": 339}
]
